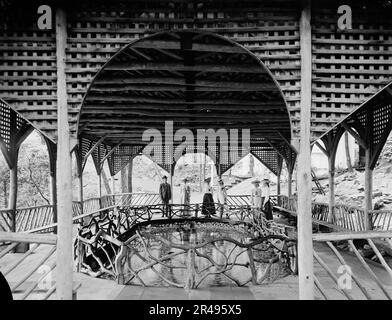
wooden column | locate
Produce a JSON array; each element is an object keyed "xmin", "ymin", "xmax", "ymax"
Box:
[
  {"xmin": 327, "ymin": 154, "xmax": 335, "ymax": 223},
  {"xmin": 98, "ymin": 172, "xmax": 102, "ymax": 205},
  {"xmin": 8, "ymin": 159, "xmax": 18, "ymax": 232},
  {"xmin": 45, "ymin": 138, "xmax": 57, "ymax": 233},
  {"xmin": 297, "ymin": 0, "xmax": 314, "ymax": 300},
  {"xmin": 55, "ymin": 7, "xmax": 73, "ymax": 300},
  {"xmin": 128, "ymin": 159, "xmax": 133, "ymax": 193},
  {"xmin": 364, "ymin": 147, "xmax": 372, "ymax": 230},
  {"xmin": 121, "ymin": 166, "xmax": 127, "ymax": 193},
  {"xmin": 287, "ymin": 169, "xmax": 293, "ymax": 197},
  {"xmin": 7, "ymin": 111, "xmax": 19, "ymax": 232},
  {"xmin": 79, "ymin": 170, "xmax": 84, "ymax": 213},
  {"xmin": 169, "ymin": 163, "xmax": 174, "ymax": 204}
]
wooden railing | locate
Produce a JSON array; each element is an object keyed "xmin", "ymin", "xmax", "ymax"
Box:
[
  {"xmin": 312, "ymin": 231, "xmax": 392, "ymax": 300},
  {"xmin": 0, "ymin": 231, "xmax": 80, "ymax": 300},
  {"xmin": 0, "ymin": 209, "xmax": 13, "ymax": 232},
  {"xmin": 0, "ymin": 193, "xmax": 161, "ymax": 233},
  {"xmin": 75, "ymin": 203, "xmax": 296, "ymax": 287},
  {"xmin": 276, "ymin": 195, "xmax": 392, "ymax": 232},
  {"xmin": 371, "ymin": 210, "xmax": 392, "ymax": 231},
  {"xmin": 226, "ymin": 195, "xmax": 251, "ymax": 206}
]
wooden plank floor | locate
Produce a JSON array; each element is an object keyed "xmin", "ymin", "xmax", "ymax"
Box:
[{"xmin": 2, "ymin": 241, "xmax": 392, "ymax": 300}]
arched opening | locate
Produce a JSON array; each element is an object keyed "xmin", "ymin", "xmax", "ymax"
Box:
[{"xmin": 77, "ymin": 31, "xmax": 293, "ymax": 182}]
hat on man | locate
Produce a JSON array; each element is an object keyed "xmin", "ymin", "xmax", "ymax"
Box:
[
  {"xmin": 251, "ymin": 179, "xmax": 260, "ymax": 185},
  {"xmin": 162, "ymin": 175, "xmax": 167, "ymax": 180},
  {"xmin": 204, "ymin": 177, "xmax": 211, "ymax": 184}
]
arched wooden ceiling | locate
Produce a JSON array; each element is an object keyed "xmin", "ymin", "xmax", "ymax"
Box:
[{"xmin": 78, "ymin": 31, "xmax": 292, "ymax": 149}]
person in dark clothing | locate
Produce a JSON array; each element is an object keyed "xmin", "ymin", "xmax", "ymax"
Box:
[
  {"xmin": 201, "ymin": 178, "xmax": 216, "ymax": 217},
  {"xmin": 0, "ymin": 271, "xmax": 13, "ymax": 301},
  {"xmin": 159, "ymin": 175, "xmax": 172, "ymax": 217},
  {"xmin": 262, "ymin": 178, "xmax": 273, "ymax": 220}
]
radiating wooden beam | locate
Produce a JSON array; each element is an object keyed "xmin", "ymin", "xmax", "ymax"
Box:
[
  {"xmin": 105, "ymin": 62, "xmax": 265, "ymax": 74},
  {"xmin": 341, "ymin": 122, "xmax": 367, "ymax": 149},
  {"xmin": 82, "ymin": 135, "xmax": 108, "ymax": 163}
]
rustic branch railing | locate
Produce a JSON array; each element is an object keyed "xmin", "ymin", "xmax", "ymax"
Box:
[
  {"xmin": 0, "ymin": 232, "xmax": 81, "ymax": 300},
  {"xmin": 74, "ymin": 204, "xmax": 297, "ymax": 288},
  {"xmin": 312, "ymin": 231, "xmax": 392, "ymax": 300}
]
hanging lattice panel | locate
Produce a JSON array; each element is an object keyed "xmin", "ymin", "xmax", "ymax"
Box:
[
  {"xmin": 250, "ymin": 144, "xmax": 279, "ymax": 175},
  {"xmin": 0, "ymin": 1, "xmax": 57, "ymax": 141},
  {"xmin": 113, "ymin": 145, "xmax": 144, "ymax": 175},
  {"xmin": 0, "ymin": 98, "xmax": 32, "ymax": 154}
]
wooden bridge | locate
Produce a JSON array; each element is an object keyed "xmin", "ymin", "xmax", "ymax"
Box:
[{"xmin": 1, "ymin": 0, "xmax": 392, "ymax": 299}]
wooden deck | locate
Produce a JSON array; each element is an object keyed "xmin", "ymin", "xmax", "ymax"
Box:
[{"xmin": 1, "ymin": 229, "xmax": 392, "ymax": 300}]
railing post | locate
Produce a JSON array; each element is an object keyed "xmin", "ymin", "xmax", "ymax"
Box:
[
  {"xmin": 328, "ymin": 154, "xmax": 335, "ymax": 224},
  {"xmin": 55, "ymin": 6, "xmax": 73, "ymax": 300},
  {"xmin": 364, "ymin": 147, "xmax": 373, "ymax": 230},
  {"xmin": 297, "ymin": 0, "xmax": 314, "ymax": 300}
]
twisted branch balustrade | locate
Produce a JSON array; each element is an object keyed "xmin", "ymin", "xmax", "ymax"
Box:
[{"xmin": 75, "ymin": 203, "xmax": 297, "ymax": 288}]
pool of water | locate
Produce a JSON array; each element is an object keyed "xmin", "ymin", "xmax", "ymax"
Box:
[{"xmin": 121, "ymin": 221, "xmax": 291, "ymax": 288}]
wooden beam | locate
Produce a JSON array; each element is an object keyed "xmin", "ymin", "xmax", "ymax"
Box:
[
  {"xmin": 314, "ymin": 141, "xmax": 328, "ymax": 157},
  {"xmin": 55, "ymin": 7, "xmax": 73, "ymax": 300},
  {"xmin": 297, "ymin": 0, "xmax": 314, "ymax": 300},
  {"xmin": 313, "ymin": 231, "xmax": 392, "ymax": 242},
  {"xmin": 93, "ymin": 77, "xmax": 276, "ymax": 90},
  {"xmin": 82, "ymin": 135, "xmax": 108, "ymax": 163},
  {"xmin": 99, "ymin": 140, "xmax": 123, "ymax": 167},
  {"xmin": 84, "ymin": 96, "xmax": 284, "ymax": 106},
  {"xmin": 132, "ymin": 40, "xmax": 245, "ymax": 54},
  {"xmin": 105, "ymin": 62, "xmax": 265, "ymax": 74},
  {"xmin": 341, "ymin": 123, "xmax": 367, "ymax": 149},
  {"xmin": 0, "ymin": 231, "xmax": 57, "ymax": 245}
]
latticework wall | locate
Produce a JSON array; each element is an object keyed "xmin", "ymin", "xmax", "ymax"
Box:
[
  {"xmin": 312, "ymin": 0, "xmax": 392, "ymax": 136},
  {"xmin": 1, "ymin": 0, "xmax": 392, "ymax": 174}
]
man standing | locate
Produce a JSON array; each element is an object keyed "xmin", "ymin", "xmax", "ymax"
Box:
[{"xmin": 159, "ymin": 175, "xmax": 172, "ymax": 217}]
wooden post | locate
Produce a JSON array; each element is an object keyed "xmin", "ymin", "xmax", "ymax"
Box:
[
  {"xmin": 287, "ymin": 169, "xmax": 293, "ymax": 197},
  {"xmin": 364, "ymin": 147, "xmax": 372, "ymax": 230},
  {"xmin": 128, "ymin": 159, "xmax": 133, "ymax": 193},
  {"xmin": 55, "ymin": 7, "xmax": 73, "ymax": 300},
  {"xmin": 121, "ymin": 166, "xmax": 127, "ymax": 193},
  {"xmin": 49, "ymin": 169, "xmax": 57, "ymax": 233},
  {"xmin": 169, "ymin": 163, "xmax": 174, "ymax": 204},
  {"xmin": 297, "ymin": 0, "xmax": 314, "ymax": 300},
  {"xmin": 98, "ymin": 173, "xmax": 102, "ymax": 198},
  {"xmin": 8, "ymin": 162, "xmax": 18, "ymax": 232},
  {"xmin": 328, "ymin": 154, "xmax": 335, "ymax": 223},
  {"xmin": 46, "ymin": 138, "xmax": 57, "ymax": 233}
]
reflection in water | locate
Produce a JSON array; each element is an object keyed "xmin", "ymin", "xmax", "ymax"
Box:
[{"xmin": 123, "ymin": 221, "xmax": 291, "ymax": 288}]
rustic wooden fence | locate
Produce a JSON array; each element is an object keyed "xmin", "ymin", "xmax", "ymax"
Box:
[{"xmin": 276, "ymin": 195, "xmax": 392, "ymax": 231}]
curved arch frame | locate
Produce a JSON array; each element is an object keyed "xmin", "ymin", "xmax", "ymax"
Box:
[{"xmin": 76, "ymin": 30, "xmax": 294, "ymax": 140}]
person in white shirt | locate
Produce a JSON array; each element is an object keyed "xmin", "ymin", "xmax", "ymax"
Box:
[
  {"xmin": 251, "ymin": 179, "xmax": 263, "ymax": 220},
  {"xmin": 180, "ymin": 178, "xmax": 191, "ymax": 216},
  {"xmin": 217, "ymin": 178, "xmax": 227, "ymax": 218}
]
